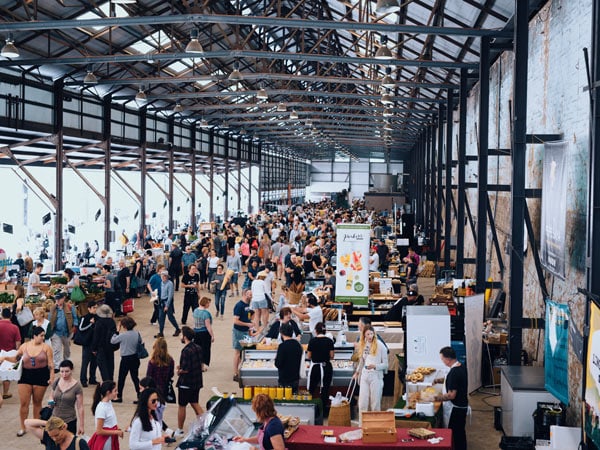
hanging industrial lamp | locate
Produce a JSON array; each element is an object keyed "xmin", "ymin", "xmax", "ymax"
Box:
[
  {"xmin": 185, "ymin": 29, "xmax": 204, "ymax": 53},
  {"xmin": 1, "ymin": 34, "xmax": 19, "ymax": 58},
  {"xmin": 375, "ymin": 0, "xmax": 400, "ymax": 15},
  {"xmin": 375, "ymin": 35, "xmax": 393, "ymax": 60}
]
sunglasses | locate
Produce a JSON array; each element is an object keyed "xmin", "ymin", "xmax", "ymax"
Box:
[{"xmin": 150, "ymin": 398, "xmax": 159, "ymax": 404}]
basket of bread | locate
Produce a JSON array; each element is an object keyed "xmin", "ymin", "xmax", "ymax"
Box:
[{"xmin": 279, "ymin": 415, "xmax": 301, "ymax": 439}]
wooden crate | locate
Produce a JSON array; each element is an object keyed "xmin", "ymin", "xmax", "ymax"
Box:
[{"xmin": 361, "ymin": 411, "xmax": 397, "ymax": 443}]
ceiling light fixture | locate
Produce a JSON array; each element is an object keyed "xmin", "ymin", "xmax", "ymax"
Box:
[
  {"xmin": 200, "ymin": 118, "xmax": 209, "ymax": 128},
  {"xmin": 185, "ymin": 29, "xmax": 204, "ymax": 53},
  {"xmin": 135, "ymin": 87, "xmax": 147, "ymax": 103},
  {"xmin": 289, "ymin": 110, "xmax": 299, "ymax": 120},
  {"xmin": 277, "ymin": 102, "xmax": 287, "ymax": 112},
  {"xmin": 228, "ymin": 61, "xmax": 243, "ymax": 82},
  {"xmin": 381, "ymin": 67, "xmax": 395, "ymax": 89},
  {"xmin": 173, "ymin": 102, "xmax": 184, "ymax": 113},
  {"xmin": 375, "ymin": 0, "xmax": 400, "ymax": 15},
  {"xmin": 383, "ymin": 107, "xmax": 393, "ymax": 117},
  {"xmin": 256, "ymin": 87, "xmax": 269, "ymax": 100},
  {"xmin": 83, "ymin": 65, "xmax": 98, "ymax": 84},
  {"xmin": 375, "ymin": 35, "xmax": 393, "ymax": 60},
  {"xmin": 1, "ymin": 34, "xmax": 19, "ymax": 58},
  {"xmin": 381, "ymin": 90, "xmax": 394, "ymax": 106},
  {"xmin": 383, "ymin": 122, "xmax": 393, "ymax": 131},
  {"xmin": 304, "ymin": 119, "xmax": 313, "ymax": 127}
]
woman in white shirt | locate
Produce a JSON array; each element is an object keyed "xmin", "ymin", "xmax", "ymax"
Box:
[
  {"xmin": 251, "ymin": 272, "xmax": 269, "ymax": 330},
  {"xmin": 353, "ymin": 325, "xmax": 388, "ymax": 419},
  {"xmin": 129, "ymin": 388, "xmax": 169, "ymax": 449},
  {"xmin": 87, "ymin": 381, "xmax": 124, "ymax": 450}
]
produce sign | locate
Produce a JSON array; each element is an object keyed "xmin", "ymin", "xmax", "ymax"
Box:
[{"xmin": 335, "ymin": 223, "xmax": 370, "ymax": 306}]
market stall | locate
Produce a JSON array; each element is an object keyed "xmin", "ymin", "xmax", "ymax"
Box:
[{"xmin": 285, "ymin": 425, "xmax": 452, "ymax": 450}]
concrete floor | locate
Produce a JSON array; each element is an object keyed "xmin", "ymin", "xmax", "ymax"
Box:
[{"xmin": 0, "ymin": 277, "xmax": 504, "ymax": 449}]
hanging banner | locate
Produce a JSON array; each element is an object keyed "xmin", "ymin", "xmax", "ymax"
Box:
[
  {"xmin": 540, "ymin": 141, "xmax": 567, "ymax": 279},
  {"xmin": 544, "ymin": 300, "xmax": 569, "ymax": 405},
  {"xmin": 464, "ymin": 294, "xmax": 484, "ymax": 393},
  {"xmin": 335, "ymin": 223, "xmax": 370, "ymax": 306},
  {"xmin": 586, "ymin": 302, "xmax": 600, "ymax": 448}
]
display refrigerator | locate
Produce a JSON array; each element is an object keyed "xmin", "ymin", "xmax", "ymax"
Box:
[
  {"xmin": 239, "ymin": 348, "xmax": 355, "ymax": 388},
  {"xmin": 178, "ymin": 396, "xmax": 255, "ymax": 449}
]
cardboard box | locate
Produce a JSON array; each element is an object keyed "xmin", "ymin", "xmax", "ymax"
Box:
[{"xmin": 361, "ymin": 411, "xmax": 397, "ymax": 443}]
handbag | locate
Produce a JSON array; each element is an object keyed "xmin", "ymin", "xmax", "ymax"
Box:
[
  {"xmin": 70, "ymin": 286, "xmax": 86, "ymax": 303},
  {"xmin": 166, "ymin": 379, "xmax": 176, "ymax": 404},
  {"xmin": 137, "ymin": 333, "xmax": 149, "ymax": 359},
  {"xmin": 265, "ymin": 294, "xmax": 275, "ymax": 313},
  {"xmin": 73, "ymin": 327, "xmax": 92, "ymax": 346},
  {"xmin": 122, "ymin": 298, "xmax": 134, "ymax": 314},
  {"xmin": 39, "ymin": 405, "xmax": 54, "ymax": 421},
  {"xmin": 16, "ymin": 306, "xmax": 34, "ymax": 326}
]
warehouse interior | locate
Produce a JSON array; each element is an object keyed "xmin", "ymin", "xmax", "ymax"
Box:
[{"xmin": 1, "ymin": 0, "xmax": 600, "ymax": 448}]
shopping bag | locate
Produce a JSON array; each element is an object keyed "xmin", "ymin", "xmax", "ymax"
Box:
[
  {"xmin": 122, "ymin": 298, "xmax": 134, "ymax": 314},
  {"xmin": 137, "ymin": 333, "xmax": 149, "ymax": 359},
  {"xmin": 70, "ymin": 286, "xmax": 86, "ymax": 303},
  {"xmin": 166, "ymin": 380, "xmax": 176, "ymax": 404},
  {"xmin": 16, "ymin": 306, "xmax": 34, "ymax": 326}
]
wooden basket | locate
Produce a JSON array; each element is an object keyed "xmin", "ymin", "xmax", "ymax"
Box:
[
  {"xmin": 288, "ymin": 290, "xmax": 303, "ymax": 305},
  {"xmin": 327, "ymin": 400, "xmax": 351, "ymax": 426}
]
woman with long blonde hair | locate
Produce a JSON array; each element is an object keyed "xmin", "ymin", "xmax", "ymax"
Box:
[
  {"xmin": 353, "ymin": 325, "xmax": 388, "ymax": 418},
  {"xmin": 146, "ymin": 337, "xmax": 174, "ymax": 400}
]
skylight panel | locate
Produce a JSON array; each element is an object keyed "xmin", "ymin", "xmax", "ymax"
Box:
[{"xmin": 76, "ymin": 3, "xmax": 129, "ymax": 32}]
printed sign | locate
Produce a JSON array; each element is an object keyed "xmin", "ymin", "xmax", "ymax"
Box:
[
  {"xmin": 585, "ymin": 302, "xmax": 600, "ymax": 447},
  {"xmin": 544, "ymin": 300, "xmax": 569, "ymax": 404},
  {"xmin": 335, "ymin": 223, "xmax": 370, "ymax": 306},
  {"xmin": 540, "ymin": 141, "xmax": 567, "ymax": 278}
]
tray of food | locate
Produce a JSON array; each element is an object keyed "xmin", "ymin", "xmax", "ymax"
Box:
[
  {"xmin": 406, "ymin": 366, "xmax": 436, "ymax": 383},
  {"xmin": 408, "ymin": 428, "xmax": 437, "ymax": 439}
]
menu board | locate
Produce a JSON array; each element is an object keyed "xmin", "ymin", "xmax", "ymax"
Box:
[{"xmin": 335, "ymin": 223, "xmax": 370, "ymax": 306}]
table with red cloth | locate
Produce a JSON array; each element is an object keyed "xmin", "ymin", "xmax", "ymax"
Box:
[{"xmin": 285, "ymin": 425, "xmax": 452, "ymax": 450}]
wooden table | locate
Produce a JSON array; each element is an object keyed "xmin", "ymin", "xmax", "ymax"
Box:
[{"xmin": 286, "ymin": 425, "xmax": 452, "ymax": 450}]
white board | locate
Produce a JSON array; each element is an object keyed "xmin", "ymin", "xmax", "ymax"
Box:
[{"xmin": 464, "ymin": 294, "xmax": 484, "ymax": 392}]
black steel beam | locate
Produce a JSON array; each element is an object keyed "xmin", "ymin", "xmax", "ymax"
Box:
[
  {"xmin": 139, "ymin": 107, "xmax": 147, "ymax": 238},
  {"xmin": 102, "ymin": 96, "xmax": 111, "ymax": 252},
  {"xmin": 456, "ymin": 69, "xmax": 468, "ymax": 278},
  {"xmin": 508, "ymin": 0, "xmax": 528, "ymax": 366},
  {"xmin": 167, "ymin": 118, "xmax": 175, "ymax": 233},
  {"xmin": 476, "ymin": 36, "xmax": 490, "ymax": 294},
  {"xmin": 464, "ymin": 196, "xmax": 477, "ymax": 249},
  {"xmin": 429, "ymin": 124, "xmax": 437, "ymax": 237},
  {"xmin": 486, "ymin": 193, "xmax": 505, "ymax": 276},
  {"xmin": 53, "ymin": 79, "xmax": 64, "ymax": 272},
  {"xmin": 424, "ymin": 127, "xmax": 431, "ymax": 234},
  {"xmin": 524, "ymin": 203, "xmax": 550, "ymax": 299},
  {"xmin": 444, "ymin": 89, "xmax": 454, "ymax": 268},
  {"xmin": 436, "ymin": 105, "xmax": 445, "ymax": 260}
]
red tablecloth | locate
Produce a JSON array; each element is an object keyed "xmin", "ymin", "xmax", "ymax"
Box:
[{"xmin": 286, "ymin": 425, "xmax": 452, "ymax": 450}]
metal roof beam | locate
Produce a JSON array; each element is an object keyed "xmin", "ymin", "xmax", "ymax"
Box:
[{"xmin": 0, "ymin": 14, "xmax": 511, "ymax": 37}]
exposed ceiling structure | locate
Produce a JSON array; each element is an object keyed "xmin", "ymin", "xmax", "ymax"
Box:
[{"xmin": 0, "ymin": 0, "xmax": 521, "ymax": 161}]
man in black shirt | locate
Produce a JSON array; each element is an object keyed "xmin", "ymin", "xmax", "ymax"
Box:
[
  {"xmin": 169, "ymin": 242, "xmax": 184, "ymax": 291},
  {"xmin": 437, "ymin": 346, "xmax": 468, "ymax": 450},
  {"xmin": 180, "ymin": 263, "xmax": 200, "ymax": 325},
  {"xmin": 266, "ymin": 307, "xmax": 302, "ymax": 341},
  {"xmin": 116, "ymin": 259, "xmax": 131, "ymax": 316},
  {"xmin": 274, "ymin": 322, "xmax": 303, "ymax": 393}
]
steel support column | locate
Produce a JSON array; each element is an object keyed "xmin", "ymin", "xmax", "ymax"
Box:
[
  {"xmin": 444, "ymin": 89, "xmax": 454, "ymax": 268},
  {"xmin": 588, "ymin": 0, "xmax": 600, "ymax": 297},
  {"xmin": 429, "ymin": 123, "xmax": 437, "ymax": 239},
  {"xmin": 508, "ymin": 0, "xmax": 529, "ymax": 365},
  {"xmin": 436, "ymin": 106, "xmax": 444, "ymax": 259},
  {"xmin": 236, "ymin": 138, "xmax": 242, "ymax": 213},
  {"xmin": 476, "ymin": 36, "xmax": 491, "ymax": 293},
  {"xmin": 102, "ymin": 96, "xmax": 112, "ymax": 251},
  {"xmin": 424, "ymin": 126, "xmax": 431, "ymax": 236},
  {"xmin": 190, "ymin": 125, "xmax": 197, "ymax": 232},
  {"xmin": 167, "ymin": 118, "xmax": 174, "ymax": 233},
  {"xmin": 209, "ymin": 129, "xmax": 215, "ymax": 222},
  {"xmin": 53, "ymin": 79, "xmax": 64, "ymax": 271},
  {"xmin": 224, "ymin": 138, "xmax": 230, "ymax": 220},
  {"xmin": 456, "ymin": 69, "xmax": 468, "ymax": 278},
  {"xmin": 139, "ymin": 107, "xmax": 147, "ymax": 238}
]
